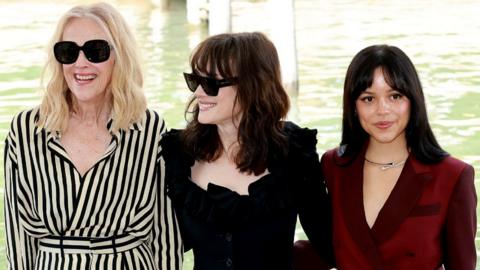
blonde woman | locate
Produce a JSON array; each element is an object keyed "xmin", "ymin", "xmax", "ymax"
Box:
[{"xmin": 3, "ymin": 3, "xmax": 182, "ymax": 269}]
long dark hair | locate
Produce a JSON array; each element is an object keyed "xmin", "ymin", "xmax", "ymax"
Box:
[
  {"xmin": 341, "ymin": 44, "xmax": 447, "ymax": 163},
  {"xmin": 182, "ymin": 32, "xmax": 290, "ymax": 175}
]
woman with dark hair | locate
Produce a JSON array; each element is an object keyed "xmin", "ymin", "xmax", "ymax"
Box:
[
  {"xmin": 317, "ymin": 45, "xmax": 476, "ymax": 269},
  {"xmin": 161, "ymin": 32, "xmax": 334, "ymax": 270}
]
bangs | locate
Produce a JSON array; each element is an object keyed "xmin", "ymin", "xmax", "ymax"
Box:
[
  {"xmin": 353, "ymin": 63, "xmax": 410, "ymax": 99},
  {"xmin": 190, "ymin": 35, "xmax": 236, "ymax": 79},
  {"xmin": 380, "ymin": 64, "xmax": 410, "ymax": 96}
]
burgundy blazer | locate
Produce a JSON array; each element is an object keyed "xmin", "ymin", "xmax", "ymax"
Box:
[{"xmin": 321, "ymin": 148, "xmax": 476, "ymax": 270}]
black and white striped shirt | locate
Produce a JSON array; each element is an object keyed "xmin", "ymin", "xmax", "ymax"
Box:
[{"xmin": 4, "ymin": 108, "xmax": 182, "ymax": 270}]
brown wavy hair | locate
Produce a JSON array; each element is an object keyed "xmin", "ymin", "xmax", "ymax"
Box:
[{"xmin": 182, "ymin": 32, "xmax": 290, "ymax": 175}]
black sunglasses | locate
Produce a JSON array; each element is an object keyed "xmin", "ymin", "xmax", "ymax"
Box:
[
  {"xmin": 54, "ymin": 39, "xmax": 111, "ymax": 64},
  {"xmin": 183, "ymin": 72, "xmax": 237, "ymax": 96}
]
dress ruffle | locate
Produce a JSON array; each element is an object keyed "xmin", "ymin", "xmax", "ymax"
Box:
[{"xmin": 161, "ymin": 122, "xmax": 318, "ymax": 227}]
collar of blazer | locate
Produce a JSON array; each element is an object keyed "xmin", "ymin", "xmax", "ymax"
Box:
[{"xmin": 334, "ymin": 143, "xmax": 432, "ymax": 269}]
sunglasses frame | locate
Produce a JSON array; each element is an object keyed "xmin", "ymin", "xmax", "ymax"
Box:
[
  {"xmin": 183, "ymin": 72, "xmax": 237, "ymax": 96},
  {"xmin": 54, "ymin": 39, "xmax": 111, "ymax": 64}
]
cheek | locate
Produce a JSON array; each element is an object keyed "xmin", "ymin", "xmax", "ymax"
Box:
[
  {"xmin": 100, "ymin": 60, "xmax": 114, "ymax": 74},
  {"xmin": 219, "ymin": 88, "xmax": 238, "ymax": 109},
  {"xmin": 398, "ymin": 101, "xmax": 411, "ymax": 122},
  {"xmin": 232, "ymin": 98, "xmax": 242, "ymax": 113},
  {"xmin": 355, "ymin": 107, "xmax": 374, "ymax": 132},
  {"xmin": 355, "ymin": 103, "xmax": 370, "ymax": 122},
  {"xmin": 62, "ymin": 65, "xmax": 71, "ymax": 76}
]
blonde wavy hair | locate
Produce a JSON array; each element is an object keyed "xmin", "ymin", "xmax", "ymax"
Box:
[{"xmin": 38, "ymin": 2, "xmax": 146, "ymax": 133}]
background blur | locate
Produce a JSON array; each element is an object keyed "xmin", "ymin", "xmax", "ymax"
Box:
[{"xmin": 0, "ymin": 0, "xmax": 479, "ymax": 269}]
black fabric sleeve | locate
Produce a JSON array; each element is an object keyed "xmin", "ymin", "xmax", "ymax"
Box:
[{"xmin": 286, "ymin": 122, "xmax": 335, "ymax": 268}]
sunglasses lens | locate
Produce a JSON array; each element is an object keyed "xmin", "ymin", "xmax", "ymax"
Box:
[
  {"xmin": 53, "ymin": 40, "xmax": 110, "ymax": 64},
  {"xmin": 202, "ymin": 78, "xmax": 219, "ymax": 96},
  {"xmin": 184, "ymin": 73, "xmax": 199, "ymax": 92},
  {"xmin": 183, "ymin": 73, "xmax": 230, "ymax": 96},
  {"xmin": 54, "ymin": 41, "xmax": 79, "ymax": 64},
  {"xmin": 83, "ymin": 40, "xmax": 111, "ymax": 63}
]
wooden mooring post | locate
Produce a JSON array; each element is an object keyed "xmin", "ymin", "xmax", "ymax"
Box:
[
  {"xmin": 208, "ymin": 0, "xmax": 232, "ymax": 35},
  {"xmin": 268, "ymin": 0, "xmax": 298, "ymax": 93}
]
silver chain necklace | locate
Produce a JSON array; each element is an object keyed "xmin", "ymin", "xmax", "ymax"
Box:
[{"xmin": 365, "ymin": 158, "xmax": 406, "ymax": 170}]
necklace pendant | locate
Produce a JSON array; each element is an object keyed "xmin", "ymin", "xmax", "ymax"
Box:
[
  {"xmin": 381, "ymin": 165, "xmax": 392, "ymax": 170},
  {"xmin": 365, "ymin": 158, "xmax": 406, "ymax": 170}
]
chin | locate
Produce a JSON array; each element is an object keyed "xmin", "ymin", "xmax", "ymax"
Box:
[
  {"xmin": 372, "ymin": 134, "xmax": 403, "ymax": 144},
  {"xmin": 197, "ymin": 117, "xmax": 213, "ymax": 125}
]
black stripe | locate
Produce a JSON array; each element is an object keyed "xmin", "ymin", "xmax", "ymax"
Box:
[{"xmin": 4, "ymin": 108, "xmax": 182, "ymax": 269}]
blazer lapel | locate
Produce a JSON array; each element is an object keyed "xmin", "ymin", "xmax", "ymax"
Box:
[
  {"xmin": 370, "ymin": 155, "xmax": 432, "ymax": 244},
  {"xmin": 338, "ymin": 151, "xmax": 384, "ymax": 270}
]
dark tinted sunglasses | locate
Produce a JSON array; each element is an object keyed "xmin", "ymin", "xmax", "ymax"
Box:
[
  {"xmin": 183, "ymin": 72, "xmax": 237, "ymax": 96},
  {"xmin": 54, "ymin": 39, "xmax": 111, "ymax": 64}
]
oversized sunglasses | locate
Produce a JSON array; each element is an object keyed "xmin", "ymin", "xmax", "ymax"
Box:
[
  {"xmin": 183, "ymin": 72, "xmax": 237, "ymax": 96},
  {"xmin": 54, "ymin": 39, "xmax": 111, "ymax": 64}
]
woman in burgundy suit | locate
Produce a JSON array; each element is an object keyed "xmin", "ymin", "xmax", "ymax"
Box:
[
  {"xmin": 328, "ymin": 44, "xmax": 477, "ymax": 269},
  {"xmin": 295, "ymin": 45, "xmax": 476, "ymax": 270}
]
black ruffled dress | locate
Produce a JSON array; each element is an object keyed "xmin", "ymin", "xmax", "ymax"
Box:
[{"xmin": 161, "ymin": 122, "xmax": 333, "ymax": 270}]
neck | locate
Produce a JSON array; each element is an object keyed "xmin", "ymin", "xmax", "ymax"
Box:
[
  {"xmin": 71, "ymin": 95, "xmax": 111, "ymax": 125},
  {"xmin": 217, "ymin": 122, "xmax": 239, "ymax": 159},
  {"xmin": 365, "ymin": 136, "xmax": 409, "ymax": 163}
]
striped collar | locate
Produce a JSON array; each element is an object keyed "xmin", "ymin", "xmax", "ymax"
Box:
[{"xmin": 37, "ymin": 112, "xmax": 144, "ymax": 141}]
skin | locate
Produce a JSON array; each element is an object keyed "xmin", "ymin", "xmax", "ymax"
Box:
[
  {"xmin": 355, "ymin": 68, "xmax": 410, "ymax": 147},
  {"xmin": 62, "ymin": 17, "xmax": 115, "ymax": 108},
  {"xmin": 59, "ymin": 17, "xmax": 114, "ymax": 176},
  {"xmin": 194, "ymin": 77, "xmax": 242, "ymax": 130},
  {"xmin": 190, "ymin": 73, "xmax": 268, "ymax": 195},
  {"xmin": 356, "ymin": 67, "xmax": 411, "ymax": 228}
]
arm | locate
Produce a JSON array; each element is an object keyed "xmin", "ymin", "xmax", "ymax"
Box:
[
  {"xmin": 287, "ymin": 126, "xmax": 334, "ymax": 268},
  {"xmin": 443, "ymin": 164, "xmax": 477, "ymax": 270},
  {"xmin": 297, "ymin": 157, "xmax": 335, "ymax": 269},
  {"xmin": 4, "ymin": 126, "xmax": 38, "ymax": 269},
  {"xmin": 150, "ymin": 120, "xmax": 183, "ymax": 270}
]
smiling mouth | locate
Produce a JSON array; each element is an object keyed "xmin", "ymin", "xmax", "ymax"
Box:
[
  {"xmin": 74, "ymin": 74, "xmax": 97, "ymax": 82},
  {"xmin": 198, "ymin": 102, "xmax": 216, "ymax": 111},
  {"xmin": 375, "ymin": 121, "xmax": 393, "ymax": 129}
]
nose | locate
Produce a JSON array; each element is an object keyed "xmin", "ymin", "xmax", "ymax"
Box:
[
  {"xmin": 194, "ymin": 84, "xmax": 207, "ymax": 97},
  {"xmin": 377, "ymin": 97, "xmax": 390, "ymax": 114},
  {"xmin": 73, "ymin": 51, "xmax": 89, "ymax": 66}
]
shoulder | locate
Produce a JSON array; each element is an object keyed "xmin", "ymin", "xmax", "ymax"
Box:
[
  {"xmin": 5, "ymin": 108, "xmax": 40, "ymax": 158},
  {"xmin": 160, "ymin": 128, "xmax": 185, "ymax": 160},
  {"xmin": 161, "ymin": 129, "xmax": 183, "ymax": 147},
  {"xmin": 283, "ymin": 121, "xmax": 318, "ymax": 150},
  {"xmin": 133, "ymin": 108, "xmax": 166, "ymax": 137},
  {"xmin": 431, "ymin": 155, "xmax": 474, "ymax": 179},
  {"xmin": 438, "ymin": 155, "xmax": 471, "ymax": 169},
  {"xmin": 8, "ymin": 107, "xmax": 40, "ymax": 136},
  {"xmin": 412, "ymin": 155, "xmax": 474, "ymax": 195},
  {"xmin": 320, "ymin": 146, "xmax": 345, "ymax": 164},
  {"xmin": 280, "ymin": 122, "xmax": 321, "ymax": 174},
  {"xmin": 321, "ymin": 148, "xmax": 339, "ymax": 160},
  {"xmin": 142, "ymin": 108, "xmax": 165, "ymax": 128},
  {"xmin": 319, "ymin": 147, "xmax": 341, "ymax": 172}
]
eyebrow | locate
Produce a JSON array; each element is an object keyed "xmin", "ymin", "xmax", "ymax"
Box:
[{"xmin": 361, "ymin": 88, "xmax": 398, "ymax": 95}]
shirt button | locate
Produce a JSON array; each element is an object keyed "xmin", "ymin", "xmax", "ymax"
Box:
[
  {"xmin": 225, "ymin": 233, "xmax": 232, "ymax": 242},
  {"xmin": 226, "ymin": 258, "xmax": 233, "ymax": 267}
]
